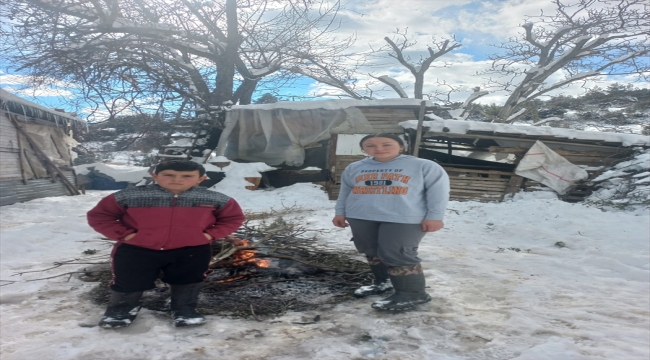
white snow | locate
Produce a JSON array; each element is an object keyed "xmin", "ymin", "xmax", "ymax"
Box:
[
  {"xmin": 0, "ymin": 170, "xmax": 648, "ymax": 359},
  {"xmin": 377, "ymin": 75, "xmax": 409, "ymax": 98},
  {"xmin": 168, "ymin": 138, "xmax": 194, "ymax": 147},
  {"xmin": 593, "ymin": 152, "xmax": 650, "ymax": 182},
  {"xmin": 209, "ymin": 160, "xmax": 276, "ymax": 191},
  {"xmin": 402, "ymin": 118, "xmax": 650, "ymax": 147},
  {"xmin": 586, "ymin": 150, "xmax": 650, "ymax": 210}
]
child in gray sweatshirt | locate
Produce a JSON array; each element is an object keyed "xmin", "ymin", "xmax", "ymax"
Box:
[{"xmin": 333, "ymin": 134, "xmax": 450, "ymax": 311}]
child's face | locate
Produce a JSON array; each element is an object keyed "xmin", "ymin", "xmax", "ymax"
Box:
[
  {"xmin": 151, "ymin": 170, "xmax": 207, "ymax": 194},
  {"xmin": 361, "ymin": 137, "xmax": 404, "ymax": 162}
]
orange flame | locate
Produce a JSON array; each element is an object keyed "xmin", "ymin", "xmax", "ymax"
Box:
[{"xmin": 229, "ymin": 239, "xmax": 271, "ymax": 268}]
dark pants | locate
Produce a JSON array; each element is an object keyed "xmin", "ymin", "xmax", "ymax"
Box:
[
  {"xmin": 346, "ymin": 218, "xmax": 426, "ymax": 267},
  {"xmin": 110, "ymin": 243, "xmax": 212, "ymax": 293}
]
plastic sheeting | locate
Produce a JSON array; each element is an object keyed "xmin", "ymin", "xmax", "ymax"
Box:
[
  {"xmin": 216, "ymin": 107, "xmax": 374, "ymax": 167},
  {"xmin": 18, "ymin": 122, "xmax": 77, "ymax": 179},
  {"xmin": 515, "ymin": 140, "xmax": 589, "ymax": 195}
]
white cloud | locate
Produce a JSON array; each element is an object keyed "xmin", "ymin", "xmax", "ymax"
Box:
[
  {"xmin": 308, "ymin": 0, "xmax": 646, "ymax": 105},
  {"xmin": 4, "ymin": 0, "xmax": 642, "ymax": 110},
  {"xmin": 1, "ymin": 85, "xmax": 75, "ymax": 99}
]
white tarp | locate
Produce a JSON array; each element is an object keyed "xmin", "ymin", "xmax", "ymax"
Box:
[
  {"xmin": 515, "ymin": 140, "xmax": 589, "ymax": 195},
  {"xmin": 215, "ymin": 107, "xmax": 374, "ymax": 167}
]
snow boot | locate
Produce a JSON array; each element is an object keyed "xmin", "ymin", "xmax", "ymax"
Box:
[
  {"xmin": 99, "ymin": 291, "xmax": 143, "ymax": 329},
  {"xmin": 170, "ymin": 283, "xmax": 206, "ymax": 327},
  {"xmin": 371, "ymin": 271, "xmax": 431, "ymax": 311},
  {"xmin": 354, "ymin": 262, "xmax": 393, "ymax": 298}
]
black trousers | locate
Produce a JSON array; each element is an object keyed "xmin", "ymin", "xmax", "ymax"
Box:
[{"xmin": 110, "ymin": 243, "xmax": 212, "ymax": 293}]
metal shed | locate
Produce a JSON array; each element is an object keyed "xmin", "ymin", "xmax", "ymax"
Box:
[{"xmin": 0, "ymin": 89, "xmax": 84, "ymax": 206}]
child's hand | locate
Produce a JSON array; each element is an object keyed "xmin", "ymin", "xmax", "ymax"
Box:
[
  {"xmin": 421, "ymin": 220, "xmax": 444, "ymax": 232},
  {"xmin": 124, "ymin": 233, "xmax": 137, "ymax": 241},
  {"xmin": 332, "ymin": 215, "xmax": 348, "ymax": 228},
  {"xmin": 203, "ymin": 233, "xmax": 214, "ymax": 240}
]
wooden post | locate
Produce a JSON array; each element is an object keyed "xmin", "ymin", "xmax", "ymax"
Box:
[
  {"xmin": 22, "ymin": 149, "xmax": 40, "ymax": 179},
  {"xmin": 9, "ymin": 116, "xmax": 81, "ymax": 195},
  {"xmin": 504, "ymin": 175, "xmax": 525, "ymax": 199},
  {"xmin": 15, "ymin": 131, "xmax": 29, "ymax": 184},
  {"xmin": 412, "ymin": 100, "xmax": 427, "ymax": 158}
]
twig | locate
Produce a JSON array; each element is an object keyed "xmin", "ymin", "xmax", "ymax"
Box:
[
  {"xmin": 21, "ymin": 271, "xmax": 89, "ymax": 282},
  {"xmin": 250, "ymin": 304, "xmax": 263, "ymax": 322},
  {"xmin": 210, "ymin": 231, "xmax": 280, "ymax": 266},
  {"xmin": 12, "ymin": 257, "xmax": 109, "ymax": 276},
  {"xmin": 75, "ymin": 239, "xmax": 114, "ymax": 244}
]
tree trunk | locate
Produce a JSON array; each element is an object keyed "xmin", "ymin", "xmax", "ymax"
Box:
[
  {"xmin": 414, "ymin": 73, "xmax": 424, "ymax": 100},
  {"xmin": 213, "ymin": 0, "xmax": 239, "ymax": 105},
  {"xmin": 234, "ymin": 79, "xmax": 259, "ymax": 105}
]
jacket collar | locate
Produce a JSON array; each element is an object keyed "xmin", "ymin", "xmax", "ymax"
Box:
[{"xmin": 152, "ymin": 184, "xmax": 199, "ymax": 195}]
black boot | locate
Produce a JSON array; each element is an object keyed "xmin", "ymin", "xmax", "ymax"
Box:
[
  {"xmin": 170, "ymin": 283, "xmax": 206, "ymax": 327},
  {"xmin": 371, "ymin": 272, "xmax": 431, "ymax": 311},
  {"xmin": 354, "ymin": 263, "xmax": 393, "ymax": 297},
  {"xmin": 99, "ymin": 291, "xmax": 143, "ymax": 329}
]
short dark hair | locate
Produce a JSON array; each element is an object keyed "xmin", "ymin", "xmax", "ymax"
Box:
[
  {"xmin": 154, "ymin": 161, "xmax": 206, "ymax": 176},
  {"xmin": 359, "ymin": 133, "xmax": 405, "ymax": 148}
]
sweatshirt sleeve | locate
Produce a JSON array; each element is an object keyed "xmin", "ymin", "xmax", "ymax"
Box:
[
  {"xmin": 423, "ymin": 162, "xmax": 450, "ymax": 221},
  {"xmin": 87, "ymin": 195, "xmax": 136, "ymax": 241},
  {"xmin": 334, "ymin": 165, "xmax": 354, "ymax": 216},
  {"xmin": 205, "ymin": 198, "xmax": 246, "ymax": 240}
]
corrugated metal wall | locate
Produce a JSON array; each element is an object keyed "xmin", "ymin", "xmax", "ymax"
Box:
[
  {"xmin": 0, "ymin": 172, "xmax": 75, "ymax": 206},
  {"xmin": 0, "ymin": 112, "xmax": 22, "ymax": 181}
]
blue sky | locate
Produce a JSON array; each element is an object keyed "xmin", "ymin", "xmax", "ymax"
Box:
[{"xmin": 1, "ymin": 0, "xmax": 646, "ymax": 120}]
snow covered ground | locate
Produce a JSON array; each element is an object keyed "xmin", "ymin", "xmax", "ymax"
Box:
[{"xmin": 1, "ymin": 183, "xmax": 648, "ymax": 359}]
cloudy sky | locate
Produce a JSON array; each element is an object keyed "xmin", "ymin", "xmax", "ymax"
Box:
[{"xmin": 0, "ymin": 0, "xmax": 645, "ymax": 117}]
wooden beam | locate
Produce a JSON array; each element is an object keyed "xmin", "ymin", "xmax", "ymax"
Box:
[
  {"xmin": 505, "ymin": 175, "xmax": 525, "ymax": 197},
  {"xmin": 15, "ymin": 130, "xmax": 28, "ymax": 184},
  {"xmin": 411, "ymin": 101, "xmax": 427, "ymax": 157},
  {"xmin": 22, "ymin": 148, "xmax": 40, "ymax": 179},
  {"xmin": 422, "ymin": 132, "xmax": 637, "ymax": 150},
  {"xmin": 442, "ymin": 167, "xmax": 515, "ymax": 176},
  {"xmin": 487, "ymin": 146, "xmax": 632, "ymax": 157}
]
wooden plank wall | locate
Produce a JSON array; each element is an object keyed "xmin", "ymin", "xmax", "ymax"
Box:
[
  {"xmin": 443, "ymin": 167, "xmax": 516, "ymax": 202},
  {"xmin": 327, "ymin": 154, "xmax": 365, "ymax": 200},
  {"xmin": 349, "ymin": 108, "xmax": 417, "ymax": 134},
  {"xmin": 0, "ymin": 112, "xmax": 22, "ymax": 181},
  {"xmin": 327, "ymin": 165, "xmax": 516, "ymax": 202}
]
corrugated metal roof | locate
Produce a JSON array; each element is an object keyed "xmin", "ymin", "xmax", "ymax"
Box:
[{"xmin": 0, "ymin": 89, "xmax": 87, "ymax": 129}]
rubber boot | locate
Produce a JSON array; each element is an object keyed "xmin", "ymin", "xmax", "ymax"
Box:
[
  {"xmin": 353, "ymin": 262, "xmax": 393, "ymax": 297},
  {"xmin": 371, "ymin": 272, "xmax": 431, "ymax": 311},
  {"xmin": 170, "ymin": 283, "xmax": 206, "ymax": 327},
  {"xmin": 98, "ymin": 290, "xmax": 144, "ymax": 329}
]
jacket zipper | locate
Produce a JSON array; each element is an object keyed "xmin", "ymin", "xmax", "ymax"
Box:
[{"xmin": 162, "ymin": 194, "xmax": 178, "ymax": 250}]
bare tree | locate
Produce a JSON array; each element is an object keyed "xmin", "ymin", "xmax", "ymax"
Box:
[
  {"xmin": 485, "ymin": 0, "xmax": 649, "ymax": 123},
  {"xmin": 288, "ymin": 47, "xmax": 375, "ymax": 100},
  {"xmin": 1, "ymin": 0, "xmax": 351, "ymax": 126},
  {"xmin": 289, "ymin": 28, "xmax": 462, "ymax": 102},
  {"xmin": 374, "ymin": 29, "xmax": 461, "ymax": 100}
]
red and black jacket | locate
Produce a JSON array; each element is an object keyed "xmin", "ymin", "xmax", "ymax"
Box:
[{"xmin": 87, "ymin": 185, "xmax": 245, "ymax": 250}]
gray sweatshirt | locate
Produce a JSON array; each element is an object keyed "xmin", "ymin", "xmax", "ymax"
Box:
[{"xmin": 335, "ymin": 155, "xmax": 450, "ymax": 223}]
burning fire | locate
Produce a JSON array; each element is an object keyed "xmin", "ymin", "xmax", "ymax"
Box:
[{"xmin": 228, "ymin": 239, "xmax": 271, "ymax": 268}]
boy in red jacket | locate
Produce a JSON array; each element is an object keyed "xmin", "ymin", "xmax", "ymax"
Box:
[{"xmin": 87, "ymin": 161, "xmax": 245, "ymax": 328}]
